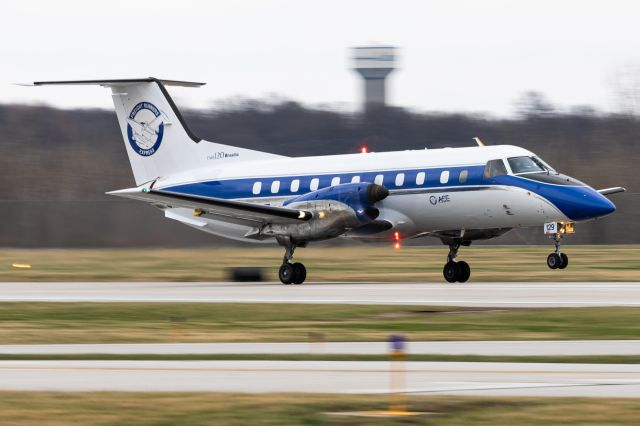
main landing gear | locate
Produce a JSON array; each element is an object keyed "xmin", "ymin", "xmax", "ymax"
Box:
[
  {"xmin": 277, "ymin": 237, "xmax": 307, "ymax": 285},
  {"xmin": 544, "ymin": 222, "xmax": 574, "ymax": 270},
  {"xmin": 442, "ymin": 240, "xmax": 471, "ymax": 283}
]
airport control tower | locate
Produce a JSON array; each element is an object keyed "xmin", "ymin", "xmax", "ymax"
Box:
[{"xmin": 352, "ymin": 45, "xmax": 397, "ymax": 110}]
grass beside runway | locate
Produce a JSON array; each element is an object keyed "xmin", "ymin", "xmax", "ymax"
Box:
[
  {"xmin": 1, "ymin": 302, "xmax": 640, "ymax": 344},
  {"xmin": 0, "ymin": 392, "xmax": 639, "ymax": 425},
  {"xmin": 1, "ymin": 245, "xmax": 639, "ymax": 282}
]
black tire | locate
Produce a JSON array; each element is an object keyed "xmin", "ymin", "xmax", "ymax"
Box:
[
  {"xmin": 279, "ymin": 263, "xmax": 294, "ymax": 284},
  {"xmin": 292, "ymin": 262, "xmax": 307, "ymax": 284},
  {"xmin": 547, "ymin": 253, "xmax": 561, "ymax": 269},
  {"xmin": 457, "ymin": 261, "xmax": 471, "ymax": 283},
  {"xmin": 559, "ymin": 253, "xmax": 569, "ymax": 269},
  {"xmin": 443, "ymin": 261, "xmax": 460, "ymax": 283}
]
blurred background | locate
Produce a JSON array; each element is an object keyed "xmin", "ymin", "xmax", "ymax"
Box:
[{"xmin": 1, "ymin": 0, "xmax": 638, "ymax": 247}]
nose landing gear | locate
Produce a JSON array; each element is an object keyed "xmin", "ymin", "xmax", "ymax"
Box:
[
  {"xmin": 277, "ymin": 237, "xmax": 307, "ymax": 285},
  {"xmin": 546, "ymin": 233, "xmax": 569, "ymax": 270},
  {"xmin": 544, "ymin": 222, "xmax": 573, "ymax": 270},
  {"xmin": 442, "ymin": 239, "xmax": 471, "ymax": 283}
]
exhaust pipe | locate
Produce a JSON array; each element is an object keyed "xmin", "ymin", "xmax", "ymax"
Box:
[{"xmin": 363, "ymin": 207, "xmax": 380, "ymax": 220}]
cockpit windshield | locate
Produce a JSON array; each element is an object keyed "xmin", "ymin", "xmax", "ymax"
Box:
[
  {"xmin": 483, "ymin": 159, "xmax": 508, "ymax": 179},
  {"xmin": 508, "ymin": 156, "xmax": 549, "ymax": 174},
  {"xmin": 507, "ymin": 155, "xmax": 584, "ymax": 186}
]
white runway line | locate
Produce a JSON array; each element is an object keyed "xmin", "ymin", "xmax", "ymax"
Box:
[
  {"xmin": 1, "ymin": 360, "xmax": 640, "ymax": 397},
  {"xmin": 1, "ymin": 281, "xmax": 640, "ymax": 307}
]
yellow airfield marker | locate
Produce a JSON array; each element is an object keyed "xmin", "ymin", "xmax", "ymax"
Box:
[
  {"xmin": 327, "ymin": 335, "xmax": 433, "ymax": 419},
  {"xmin": 12, "ymin": 263, "xmax": 32, "ymax": 269}
]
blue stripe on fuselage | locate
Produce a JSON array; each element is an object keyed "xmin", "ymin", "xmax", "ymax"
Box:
[
  {"xmin": 161, "ymin": 165, "xmax": 615, "ymax": 222},
  {"xmin": 162, "ymin": 165, "xmax": 487, "ymax": 200}
]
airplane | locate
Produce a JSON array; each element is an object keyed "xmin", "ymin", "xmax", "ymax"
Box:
[{"xmin": 33, "ymin": 78, "xmax": 625, "ymax": 284}]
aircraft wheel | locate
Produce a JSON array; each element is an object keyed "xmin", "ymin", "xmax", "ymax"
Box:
[
  {"xmin": 279, "ymin": 263, "xmax": 294, "ymax": 284},
  {"xmin": 443, "ymin": 261, "xmax": 460, "ymax": 283},
  {"xmin": 457, "ymin": 261, "xmax": 471, "ymax": 283},
  {"xmin": 559, "ymin": 253, "xmax": 569, "ymax": 269},
  {"xmin": 292, "ymin": 262, "xmax": 306, "ymax": 284},
  {"xmin": 547, "ymin": 253, "xmax": 562, "ymax": 269}
]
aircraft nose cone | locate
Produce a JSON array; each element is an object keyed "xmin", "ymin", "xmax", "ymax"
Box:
[
  {"xmin": 584, "ymin": 190, "xmax": 616, "ymax": 218},
  {"xmin": 597, "ymin": 194, "xmax": 616, "ymax": 216}
]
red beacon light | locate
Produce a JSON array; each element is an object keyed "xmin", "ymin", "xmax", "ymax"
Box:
[
  {"xmin": 394, "ymin": 232, "xmax": 401, "ymax": 249},
  {"xmin": 360, "ymin": 145, "xmax": 368, "ymax": 154}
]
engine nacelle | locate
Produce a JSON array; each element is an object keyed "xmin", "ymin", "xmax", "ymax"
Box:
[
  {"xmin": 261, "ymin": 183, "xmax": 390, "ymax": 242},
  {"xmin": 283, "ymin": 182, "xmax": 388, "ymax": 222},
  {"xmin": 261, "ymin": 200, "xmax": 363, "ymax": 241}
]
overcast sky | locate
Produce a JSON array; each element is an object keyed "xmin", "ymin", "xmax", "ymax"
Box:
[{"xmin": 2, "ymin": 0, "xmax": 639, "ymax": 116}]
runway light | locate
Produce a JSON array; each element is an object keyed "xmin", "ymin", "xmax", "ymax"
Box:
[
  {"xmin": 360, "ymin": 145, "xmax": 368, "ymax": 154},
  {"xmin": 12, "ymin": 264, "xmax": 32, "ymax": 269}
]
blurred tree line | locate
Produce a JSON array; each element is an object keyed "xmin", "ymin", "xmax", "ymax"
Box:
[{"xmin": 0, "ymin": 95, "xmax": 637, "ymax": 247}]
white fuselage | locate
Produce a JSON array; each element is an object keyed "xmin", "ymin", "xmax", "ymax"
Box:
[{"xmin": 153, "ymin": 145, "xmax": 571, "ymax": 243}]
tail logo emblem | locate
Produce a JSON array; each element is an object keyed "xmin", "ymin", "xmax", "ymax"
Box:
[{"xmin": 126, "ymin": 102, "xmax": 165, "ymax": 156}]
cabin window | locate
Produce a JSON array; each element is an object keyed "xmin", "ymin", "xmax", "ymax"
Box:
[
  {"xmin": 271, "ymin": 180, "xmax": 280, "ymax": 193},
  {"xmin": 252, "ymin": 182, "xmax": 262, "ymax": 195},
  {"xmin": 331, "ymin": 177, "xmax": 341, "ymax": 186},
  {"xmin": 290, "ymin": 179, "xmax": 300, "ymax": 192},
  {"xmin": 416, "ymin": 172, "xmax": 425, "ymax": 185},
  {"xmin": 310, "ymin": 178, "xmax": 319, "ymax": 191},
  {"xmin": 395, "ymin": 173, "xmax": 405, "ymax": 186},
  {"xmin": 351, "ymin": 176, "xmax": 360, "ymax": 183},
  {"xmin": 440, "ymin": 170, "xmax": 450, "ymax": 184},
  {"xmin": 483, "ymin": 159, "xmax": 508, "ymax": 179},
  {"xmin": 459, "ymin": 170, "xmax": 468, "ymax": 183},
  {"xmin": 374, "ymin": 174, "xmax": 384, "ymax": 185}
]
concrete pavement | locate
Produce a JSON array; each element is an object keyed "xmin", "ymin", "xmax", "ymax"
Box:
[
  {"xmin": 1, "ymin": 281, "xmax": 640, "ymax": 307},
  {"xmin": 0, "ymin": 340, "xmax": 638, "ymax": 356},
  {"xmin": 2, "ymin": 360, "xmax": 640, "ymax": 397}
]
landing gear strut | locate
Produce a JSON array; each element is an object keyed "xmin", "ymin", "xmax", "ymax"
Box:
[
  {"xmin": 546, "ymin": 233, "xmax": 568, "ymax": 270},
  {"xmin": 277, "ymin": 237, "xmax": 307, "ymax": 285},
  {"xmin": 544, "ymin": 222, "xmax": 573, "ymax": 270},
  {"xmin": 441, "ymin": 239, "xmax": 471, "ymax": 283}
]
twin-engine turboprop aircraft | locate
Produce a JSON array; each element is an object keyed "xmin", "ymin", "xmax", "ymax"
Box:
[{"xmin": 33, "ymin": 78, "xmax": 625, "ymax": 284}]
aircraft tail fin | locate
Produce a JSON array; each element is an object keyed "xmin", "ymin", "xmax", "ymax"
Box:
[{"xmin": 34, "ymin": 78, "xmax": 284, "ymax": 185}]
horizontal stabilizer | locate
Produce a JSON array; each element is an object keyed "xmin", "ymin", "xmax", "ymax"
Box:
[{"xmin": 33, "ymin": 77, "xmax": 205, "ymax": 88}]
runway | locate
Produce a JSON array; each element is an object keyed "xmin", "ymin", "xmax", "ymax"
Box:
[
  {"xmin": 2, "ymin": 340, "xmax": 639, "ymax": 356},
  {"xmin": 2, "ymin": 283, "xmax": 638, "ymax": 398},
  {"xmin": 1, "ymin": 281, "xmax": 640, "ymax": 307},
  {"xmin": 1, "ymin": 360, "xmax": 640, "ymax": 397}
]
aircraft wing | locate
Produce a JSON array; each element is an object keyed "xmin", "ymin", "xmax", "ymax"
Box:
[
  {"xmin": 107, "ymin": 187, "xmax": 313, "ymax": 226},
  {"xmin": 597, "ymin": 187, "xmax": 626, "ymax": 196}
]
